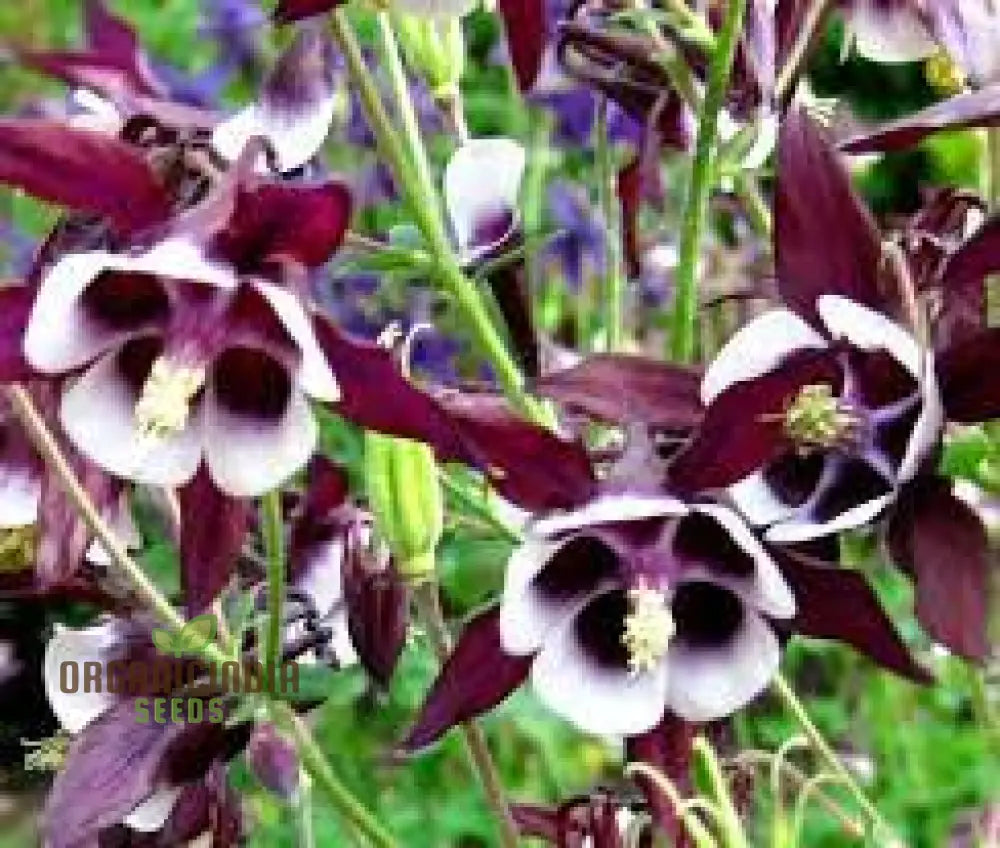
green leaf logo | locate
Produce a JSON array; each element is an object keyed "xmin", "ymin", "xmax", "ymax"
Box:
[{"xmin": 151, "ymin": 614, "xmax": 217, "ymax": 658}]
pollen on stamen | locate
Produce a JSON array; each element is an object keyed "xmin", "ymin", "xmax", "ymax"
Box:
[
  {"xmin": 622, "ymin": 586, "xmax": 674, "ymax": 676},
  {"xmin": 134, "ymin": 357, "xmax": 206, "ymax": 441},
  {"xmin": 22, "ymin": 731, "xmax": 71, "ymax": 772},
  {"xmin": 783, "ymin": 383, "xmax": 861, "ymax": 451}
]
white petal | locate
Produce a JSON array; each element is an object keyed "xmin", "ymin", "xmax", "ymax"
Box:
[
  {"xmin": 211, "ymin": 93, "xmax": 337, "ymax": 174},
  {"xmin": 204, "ymin": 385, "xmax": 317, "ymax": 497},
  {"xmin": 60, "ymin": 353, "xmax": 203, "ymax": 488},
  {"xmin": 392, "ymin": 0, "xmax": 478, "ymax": 16},
  {"xmin": 27, "ymin": 239, "xmax": 238, "ymax": 373},
  {"xmin": 897, "ymin": 351, "xmax": 943, "ymax": 483},
  {"xmin": 765, "ymin": 493, "xmax": 894, "ymax": 543},
  {"xmin": 664, "ymin": 609, "xmax": 780, "ymax": 721},
  {"xmin": 532, "ymin": 494, "xmax": 688, "ymax": 539},
  {"xmin": 252, "ymin": 281, "xmax": 340, "ymax": 402},
  {"xmin": 727, "ymin": 471, "xmax": 795, "ymax": 528},
  {"xmin": 123, "ymin": 787, "xmax": 183, "ymax": 833},
  {"xmin": 687, "ymin": 504, "xmax": 796, "ymax": 619},
  {"xmin": 297, "ymin": 538, "xmax": 345, "ymax": 617},
  {"xmin": 845, "ymin": 0, "xmax": 936, "ymax": 64},
  {"xmin": 531, "ymin": 610, "xmax": 669, "ymax": 736},
  {"xmin": 85, "ymin": 495, "xmax": 142, "ymax": 567},
  {"xmin": 0, "ymin": 466, "xmax": 40, "ymax": 528},
  {"xmin": 444, "ymin": 138, "xmax": 526, "ymax": 256},
  {"xmin": 816, "ymin": 294, "xmax": 920, "ymax": 377},
  {"xmin": 42, "ymin": 621, "xmax": 119, "ymax": 734},
  {"xmin": 701, "ymin": 309, "xmax": 827, "ymax": 403}
]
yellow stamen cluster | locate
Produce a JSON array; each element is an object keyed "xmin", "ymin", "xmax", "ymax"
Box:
[
  {"xmin": 22, "ymin": 732, "xmax": 71, "ymax": 772},
  {"xmin": 135, "ymin": 357, "xmax": 205, "ymax": 441},
  {"xmin": 0, "ymin": 525, "xmax": 36, "ymax": 573},
  {"xmin": 784, "ymin": 384, "xmax": 860, "ymax": 451},
  {"xmin": 622, "ymin": 586, "xmax": 675, "ymax": 675},
  {"xmin": 925, "ymin": 50, "xmax": 966, "ymax": 96}
]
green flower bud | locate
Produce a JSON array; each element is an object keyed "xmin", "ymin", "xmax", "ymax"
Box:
[
  {"xmin": 364, "ymin": 431, "xmax": 443, "ymax": 582},
  {"xmin": 393, "ymin": 13, "xmax": 465, "ymax": 100}
]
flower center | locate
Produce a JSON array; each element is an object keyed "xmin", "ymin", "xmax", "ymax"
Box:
[
  {"xmin": 783, "ymin": 383, "xmax": 861, "ymax": 451},
  {"xmin": 0, "ymin": 525, "xmax": 36, "ymax": 573},
  {"xmin": 925, "ymin": 50, "xmax": 966, "ymax": 96},
  {"xmin": 22, "ymin": 731, "xmax": 71, "ymax": 772},
  {"xmin": 134, "ymin": 356, "xmax": 206, "ymax": 441},
  {"xmin": 622, "ymin": 586, "xmax": 674, "ymax": 675}
]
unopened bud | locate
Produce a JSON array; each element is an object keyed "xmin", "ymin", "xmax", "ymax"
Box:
[
  {"xmin": 247, "ymin": 723, "xmax": 299, "ymax": 799},
  {"xmin": 364, "ymin": 432, "xmax": 442, "ymax": 582},
  {"xmin": 393, "ymin": 13, "xmax": 465, "ymax": 100}
]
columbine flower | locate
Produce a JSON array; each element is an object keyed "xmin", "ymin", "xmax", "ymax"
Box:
[
  {"xmin": 21, "ymin": 153, "xmax": 347, "ymax": 497},
  {"xmin": 513, "ymin": 789, "xmax": 653, "ymax": 848},
  {"xmin": 495, "ymin": 491, "xmax": 796, "ymax": 735},
  {"xmin": 839, "ymin": 0, "xmax": 937, "ymax": 64}
]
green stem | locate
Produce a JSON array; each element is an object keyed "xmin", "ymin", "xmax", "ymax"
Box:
[
  {"xmin": 275, "ymin": 702, "xmax": 399, "ymax": 848},
  {"xmin": 669, "ymin": 0, "xmax": 748, "ymax": 363},
  {"xmin": 329, "ymin": 10, "xmax": 548, "ymax": 426},
  {"xmin": 771, "ymin": 674, "xmax": 900, "ymax": 843},
  {"xmin": 262, "ymin": 489, "xmax": 286, "ymax": 679},
  {"xmin": 775, "ymin": 0, "xmax": 833, "ymax": 104},
  {"xmin": 412, "ymin": 581, "xmax": 520, "ymax": 848},
  {"xmin": 296, "ymin": 770, "xmax": 316, "ymax": 848},
  {"xmin": 692, "ymin": 736, "xmax": 747, "ymax": 848},
  {"xmin": 595, "ymin": 97, "xmax": 626, "ymax": 352}
]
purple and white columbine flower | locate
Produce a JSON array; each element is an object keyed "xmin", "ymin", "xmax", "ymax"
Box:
[
  {"xmin": 498, "ymin": 492, "xmax": 795, "ymax": 735},
  {"xmin": 691, "ymin": 296, "xmax": 942, "ymax": 544},
  {"xmin": 23, "ymin": 186, "xmax": 346, "ymax": 497}
]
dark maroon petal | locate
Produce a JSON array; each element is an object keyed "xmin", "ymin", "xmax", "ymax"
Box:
[
  {"xmin": 0, "ymin": 120, "xmax": 170, "ymax": 235},
  {"xmin": 302, "ymin": 455, "xmax": 349, "ymax": 520},
  {"xmin": 538, "ymin": 354, "xmax": 703, "ymax": 430},
  {"xmin": 668, "ymin": 349, "xmax": 840, "ymax": 493},
  {"xmin": 934, "ymin": 216, "xmax": 1000, "ymax": 344},
  {"xmin": 772, "ymin": 547, "xmax": 931, "ymax": 682},
  {"xmin": 273, "ymin": 0, "xmax": 341, "ymax": 23},
  {"xmin": 511, "ymin": 805, "xmax": 561, "ymax": 841},
  {"xmin": 211, "ymin": 181, "xmax": 352, "ymax": 272},
  {"xmin": 0, "ymin": 285, "xmax": 36, "ymax": 381},
  {"xmin": 888, "ymin": 477, "xmax": 990, "ymax": 661},
  {"xmin": 345, "ymin": 557, "xmax": 408, "ymax": 686},
  {"xmin": 402, "ymin": 606, "xmax": 532, "ymax": 751},
  {"xmin": 937, "ymin": 327, "xmax": 1000, "ymax": 422},
  {"xmin": 840, "ymin": 85, "xmax": 1000, "ymax": 154},
  {"xmin": 314, "ymin": 316, "xmax": 597, "ymax": 511},
  {"xmin": 497, "ymin": 0, "xmax": 548, "ymax": 91},
  {"xmin": 179, "ymin": 465, "xmax": 251, "ymax": 613},
  {"xmin": 626, "ymin": 714, "xmax": 696, "ymax": 845},
  {"xmin": 485, "ymin": 263, "xmax": 539, "ymax": 381},
  {"xmin": 43, "ymin": 699, "xmax": 187, "ymax": 848},
  {"xmin": 776, "ymin": 109, "xmax": 884, "ymax": 321}
]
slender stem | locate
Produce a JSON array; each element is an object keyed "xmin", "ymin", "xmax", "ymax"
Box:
[
  {"xmin": 439, "ymin": 470, "xmax": 522, "ymax": 544},
  {"xmin": 733, "ymin": 172, "xmax": 773, "ymax": 237},
  {"xmin": 661, "ymin": 0, "xmax": 717, "ymax": 51},
  {"xmin": 329, "ymin": 10, "xmax": 548, "ymax": 426},
  {"xmin": 412, "ymin": 581, "xmax": 520, "ymax": 848},
  {"xmin": 775, "ymin": 0, "xmax": 833, "ymax": 104},
  {"xmin": 669, "ymin": 0, "xmax": 748, "ymax": 363},
  {"xmin": 595, "ymin": 97, "xmax": 626, "ymax": 352},
  {"xmin": 692, "ymin": 736, "xmax": 747, "ymax": 848},
  {"xmin": 624, "ymin": 762, "xmax": 719, "ymax": 848},
  {"xmin": 4, "ymin": 384, "xmax": 187, "ymax": 633},
  {"xmin": 296, "ymin": 770, "xmax": 316, "ymax": 848},
  {"xmin": 771, "ymin": 674, "xmax": 900, "ymax": 842},
  {"xmin": 985, "ymin": 129, "xmax": 1000, "ymax": 326},
  {"xmin": 262, "ymin": 489, "xmax": 286, "ymax": 680},
  {"xmin": 275, "ymin": 702, "xmax": 399, "ymax": 848}
]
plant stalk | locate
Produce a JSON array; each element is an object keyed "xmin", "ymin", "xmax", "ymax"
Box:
[
  {"xmin": 262, "ymin": 488, "xmax": 286, "ymax": 682},
  {"xmin": 412, "ymin": 581, "xmax": 520, "ymax": 848},
  {"xmin": 775, "ymin": 0, "xmax": 834, "ymax": 104},
  {"xmin": 669, "ymin": 0, "xmax": 748, "ymax": 363},
  {"xmin": 595, "ymin": 96, "xmax": 626, "ymax": 351}
]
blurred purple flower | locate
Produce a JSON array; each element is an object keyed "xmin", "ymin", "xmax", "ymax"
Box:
[{"xmin": 542, "ymin": 180, "xmax": 605, "ymax": 289}]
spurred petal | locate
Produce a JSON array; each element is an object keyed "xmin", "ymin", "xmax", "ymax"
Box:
[
  {"xmin": 179, "ymin": 466, "xmax": 251, "ymax": 613},
  {"xmin": 314, "ymin": 316, "xmax": 597, "ymax": 511},
  {"xmin": 0, "ymin": 285, "xmax": 36, "ymax": 382},
  {"xmin": 497, "ymin": 0, "xmax": 547, "ymax": 91},
  {"xmin": 274, "ymin": 0, "xmax": 342, "ymax": 22},
  {"xmin": 0, "ymin": 120, "xmax": 170, "ymax": 235},
  {"xmin": 403, "ymin": 606, "xmax": 532, "ymax": 750},
  {"xmin": 538, "ymin": 354, "xmax": 703, "ymax": 430},
  {"xmin": 841, "ymin": 84, "xmax": 1000, "ymax": 154},
  {"xmin": 212, "ymin": 28, "xmax": 339, "ymax": 173},
  {"xmin": 669, "ymin": 350, "xmax": 840, "ymax": 493},
  {"xmin": 888, "ymin": 477, "xmax": 990, "ymax": 661},
  {"xmin": 937, "ymin": 327, "xmax": 1000, "ymax": 422},
  {"xmin": 935, "ymin": 214, "xmax": 1000, "ymax": 343},
  {"xmin": 773, "ymin": 547, "xmax": 931, "ymax": 681},
  {"xmin": 776, "ymin": 109, "xmax": 884, "ymax": 321}
]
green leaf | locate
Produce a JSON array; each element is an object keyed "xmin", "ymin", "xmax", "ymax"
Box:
[{"xmin": 150, "ymin": 628, "xmax": 178, "ymax": 657}]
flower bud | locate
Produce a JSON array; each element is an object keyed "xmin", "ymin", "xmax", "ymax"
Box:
[
  {"xmin": 364, "ymin": 431, "xmax": 443, "ymax": 583},
  {"xmin": 392, "ymin": 14, "xmax": 465, "ymax": 100},
  {"xmin": 247, "ymin": 723, "xmax": 299, "ymax": 799}
]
